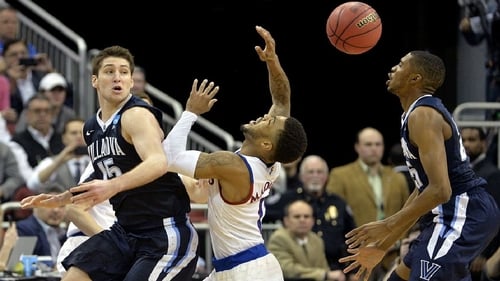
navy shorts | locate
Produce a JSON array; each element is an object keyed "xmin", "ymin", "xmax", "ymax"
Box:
[
  {"xmin": 404, "ymin": 189, "xmax": 500, "ymax": 280},
  {"xmin": 62, "ymin": 216, "xmax": 199, "ymax": 281}
]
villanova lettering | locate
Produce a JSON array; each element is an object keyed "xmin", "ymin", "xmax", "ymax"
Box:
[
  {"xmin": 250, "ymin": 181, "xmax": 272, "ymax": 203},
  {"xmin": 88, "ymin": 137, "xmax": 125, "ymax": 161},
  {"xmin": 419, "ymin": 260, "xmax": 441, "ymax": 280}
]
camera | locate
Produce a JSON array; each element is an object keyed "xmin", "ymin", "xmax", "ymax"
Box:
[
  {"xmin": 74, "ymin": 146, "xmax": 88, "ymax": 156},
  {"xmin": 19, "ymin": 58, "xmax": 38, "ymax": 66}
]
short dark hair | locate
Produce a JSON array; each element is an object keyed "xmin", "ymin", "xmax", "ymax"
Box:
[
  {"xmin": 410, "ymin": 50, "xmax": 446, "ymax": 91},
  {"xmin": 92, "ymin": 45, "xmax": 135, "ymax": 76},
  {"xmin": 274, "ymin": 116, "xmax": 307, "ymax": 164},
  {"xmin": 461, "ymin": 126, "xmax": 487, "ymax": 141}
]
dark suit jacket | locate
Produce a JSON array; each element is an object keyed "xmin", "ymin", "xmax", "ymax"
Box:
[
  {"xmin": 16, "ymin": 215, "xmax": 66, "ymax": 257},
  {"xmin": 326, "ymin": 159, "xmax": 409, "ymax": 226}
]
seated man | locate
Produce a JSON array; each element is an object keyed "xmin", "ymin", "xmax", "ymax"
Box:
[{"xmin": 267, "ymin": 199, "xmax": 346, "ymax": 281}]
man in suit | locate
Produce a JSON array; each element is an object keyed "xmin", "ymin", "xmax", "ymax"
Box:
[
  {"xmin": 265, "ymin": 154, "xmax": 356, "ymax": 275},
  {"xmin": 10, "ymin": 94, "xmax": 64, "ymax": 168},
  {"xmin": 326, "ymin": 127, "xmax": 409, "ymax": 227},
  {"xmin": 326, "ymin": 127, "xmax": 409, "ymax": 281},
  {"xmin": 267, "ymin": 199, "xmax": 345, "ymax": 281},
  {"xmin": 27, "ymin": 117, "xmax": 89, "ymax": 193},
  {"xmin": 16, "ymin": 184, "xmax": 67, "ymax": 267}
]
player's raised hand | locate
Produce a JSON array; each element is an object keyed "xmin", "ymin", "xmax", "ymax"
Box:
[
  {"xmin": 186, "ymin": 79, "xmax": 219, "ymax": 116},
  {"xmin": 254, "ymin": 25, "xmax": 276, "ymax": 62}
]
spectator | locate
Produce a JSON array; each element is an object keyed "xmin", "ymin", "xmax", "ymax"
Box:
[
  {"xmin": 27, "ymin": 117, "xmax": 89, "ymax": 193},
  {"xmin": 133, "ymin": 90, "xmax": 153, "ymax": 106},
  {"xmin": 326, "ymin": 127, "xmax": 409, "ymax": 281},
  {"xmin": 267, "ymin": 199, "xmax": 346, "ymax": 281},
  {"xmin": 266, "ymin": 155, "xmax": 356, "ymax": 277},
  {"xmin": 0, "ymin": 74, "xmax": 16, "ymax": 126},
  {"xmin": 459, "ymin": 0, "xmax": 500, "ymax": 106},
  {"xmin": 0, "ymin": 222, "xmax": 18, "ymax": 271},
  {"xmin": 131, "ymin": 65, "xmax": 146, "ymax": 94},
  {"xmin": 460, "ymin": 126, "xmax": 500, "ymax": 281},
  {"xmin": 15, "ymin": 72, "xmax": 76, "ymax": 134},
  {"xmin": 10, "ymin": 94, "xmax": 64, "ymax": 168},
  {"xmin": 326, "ymin": 127, "xmax": 409, "ymax": 227},
  {"xmin": 0, "ymin": 139, "xmax": 24, "ymax": 202},
  {"xmin": 0, "ymin": 5, "xmax": 37, "ymax": 75},
  {"xmin": 3, "ymin": 39, "xmax": 52, "ymax": 117},
  {"xmin": 387, "ymin": 142, "xmax": 416, "ymax": 193},
  {"xmin": 16, "ymin": 183, "xmax": 67, "ymax": 268},
  {"xmin": 0, "ymin": 6, "xmax": 37, "ymax": 59}
]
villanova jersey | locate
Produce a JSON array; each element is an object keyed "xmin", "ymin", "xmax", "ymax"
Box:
[
  {"xmin": 400, "ymin": 95, "xmax": 500, "ymax": 280},
  {"xmin": 206, "ymin": 151, "xmax": 281, "ymax": 259},
  {"xmin": 401, "ymin": 95, "xmax": 486, "ymax": 196},
  {"xmin": 83, "ymin": 95, "xmax": 191, "ymax": 231}
]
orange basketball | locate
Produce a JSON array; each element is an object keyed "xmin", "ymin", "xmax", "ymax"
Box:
[{"xmin": 326, "ymin": 1, "xmax": 382, "ymax": 55}]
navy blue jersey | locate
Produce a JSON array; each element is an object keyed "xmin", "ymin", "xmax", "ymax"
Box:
[
  {"xmin": 400, "ymin": 95, "xmax": 500, "ymax": 280},
  {"xmin": 83, "ymin": 95, "xmax": 191, "ymax": 231},
  {"xmin": 401, "ymin": 95, "xmax": 487, "ymax": 197}
]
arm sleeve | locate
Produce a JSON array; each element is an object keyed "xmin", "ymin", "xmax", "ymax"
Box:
[{"xmin": 164, "ymin": 111, "xmax": 201, "ymax": 178}]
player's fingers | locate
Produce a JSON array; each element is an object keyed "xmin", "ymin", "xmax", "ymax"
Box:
[
  {"xmin": 344, "ymin": 261, "xmax": 360, "ymax": 273},
  {"xmin": 364, "ymin": 268, "xmax": 372, "ymax": 281}
]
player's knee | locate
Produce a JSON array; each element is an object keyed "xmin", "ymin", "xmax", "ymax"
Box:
[{"xmin": 387, "ymin": 271, "xmax": 406, "ymax": 281}]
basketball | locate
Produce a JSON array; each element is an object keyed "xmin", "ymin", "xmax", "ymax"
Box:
[{"xmin": 326, "ymin": 1, "xmax": 382, "ymax": 55}]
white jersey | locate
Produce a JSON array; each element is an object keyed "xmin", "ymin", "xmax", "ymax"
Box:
[{"xmin": 207, "ymin": 152, "xmax": 281, "ymax": 259}]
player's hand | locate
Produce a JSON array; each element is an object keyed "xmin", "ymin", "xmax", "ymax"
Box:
[
  {"xmin": 186, "ymin": 79, "xmax": 219, "ymax": 115},
  {"xmin": 70, "ymin": 179, "xmax": 116, "ymax": 210},
  {"xmin": 339, "ymin": 246, "xmax": 386, "ymax": 281},
  {"xmin": 20, "ymin": 191, "xmax": 71, "ymax": 208},
  {"xmin": 344, "ymin": 220, "xmax": 391, "ymax": 249},
  {"xmin": 254, "ymin": 25, "xmax": 276, "ymax": 62}
]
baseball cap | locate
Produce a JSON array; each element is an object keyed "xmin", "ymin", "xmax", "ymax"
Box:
[{"xmin": 39, "ymin": 72, "xmax": 67, "ymax": 91}]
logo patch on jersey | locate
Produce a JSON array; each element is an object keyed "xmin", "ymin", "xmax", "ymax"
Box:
[
  {"xmin": 419, "ymin": 260, "xmax": 441, "ymax": 280},
  {"xmin": 86, "ymin": 130, "xmax": 94, "ymax": 136}
]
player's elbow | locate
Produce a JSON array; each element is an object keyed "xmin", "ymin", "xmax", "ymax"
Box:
[{"xmin": 433, "ymin": 184, "xmax": 452, "ymax": 204}]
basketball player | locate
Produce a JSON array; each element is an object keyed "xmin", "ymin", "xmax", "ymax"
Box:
[
  {"xmin": 21, "ymin": 46, "xmax": 198, "ymax": 281},
  {"xmin": 339, "ymin": 51, "xmax": 500, "ymax": 281},
  {"xmin": 161, "ymin": 25, "xmax": 308, "ymax": 281}
]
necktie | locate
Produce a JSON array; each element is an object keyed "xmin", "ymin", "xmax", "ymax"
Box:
[
  {"xmin": 47, "ymin": 227, "xmax": 61, "ymax": 263},
  {"xmin": 74, "ymin": 161, "xmax": 81, "ymax": 183}
]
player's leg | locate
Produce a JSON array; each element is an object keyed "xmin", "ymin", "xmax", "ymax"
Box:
[
  {"xmin": 61, "ymin": 266, "xmax": 91, "ymax": 281},
  {"xmin": 62, "ymin": 225, "xmax": 134, "ymax": 281},
  {"xmin": 123, "ymin": 217, "xmax": 199, "ymax": 281}
]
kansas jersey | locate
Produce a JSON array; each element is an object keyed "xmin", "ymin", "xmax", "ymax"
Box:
[
  {"xmin": 83, "ymin": 94, "xmax": 191, "ymax": 231},
  {"xmin": 399, "ymin": 95, "xmax": 500, "ymax": 280},
  {"xmin": 206, "ymin": 151, "xmax": 281, "ymax": 259}
]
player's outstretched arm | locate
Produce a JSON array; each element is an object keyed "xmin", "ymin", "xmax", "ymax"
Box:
[{"xmin": 254, "ymin": 25, "xmax": 290, "ymax": 117}]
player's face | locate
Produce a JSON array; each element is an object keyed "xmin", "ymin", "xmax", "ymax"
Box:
[
  {"xmin": 92, "ymin": 57, "xmax": 134, "ymax": 104},
  {"xmin": 386, "ymin": 53, "xmax": 413, "ymax": 95},
  {"xmin": 240, "ymin": 115, "xmax": 286, "ymax": 139}
]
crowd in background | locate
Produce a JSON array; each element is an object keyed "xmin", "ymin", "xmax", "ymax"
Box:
[{"xmin": 0, "ymin": 2, "xmax": 497, "ymax": 281}]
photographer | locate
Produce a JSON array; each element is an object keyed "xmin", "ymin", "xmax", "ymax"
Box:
[
  {"xmin": 2, "ymin": 38, "xmax": 53, "ymax": 116},
  {"xmin": 459, "ymin": 0, "xmax": 500, "ymax": 105},
  {"xmin": 27, "ymin": 117, "xmax": 89, "ymax": 193}
]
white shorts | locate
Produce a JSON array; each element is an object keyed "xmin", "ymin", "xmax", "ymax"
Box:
[
  {"xmin": 203, "ymin": 253, "xmax": 283, "ymax": 281},
  {"xmin": 56, "ymin": 236, "xmax": 89, "ymax": 274}
]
